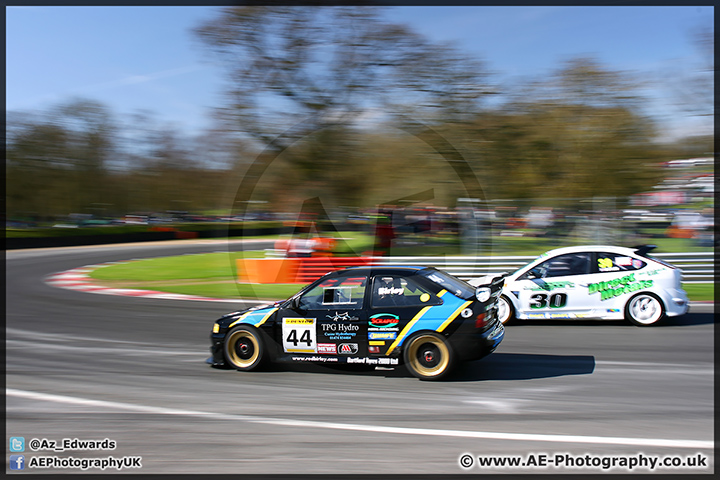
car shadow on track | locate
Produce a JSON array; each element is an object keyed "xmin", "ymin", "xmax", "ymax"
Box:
[
  {"xmin": 447, "ymin": 352, "xmax": 595, "ymax": 382},
  {"xmin": 504, "ymin": 311, "xmax": 714, "ymax": 328},
  {"xmin": 257, "ymin": 352, "xmax": 595, "ymax": 382},
  {"xmin": 654, "ymin": 312, "xmax": 715, "ymax": 327}
]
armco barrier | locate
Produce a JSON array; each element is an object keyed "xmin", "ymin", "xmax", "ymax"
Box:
[
  {"xmin": 375, "ymin": 252, "xmax": 714, "ymax": 283},
  {"xmin": 238, "ymin": 252, "xmax": 713, "ymax": 284}
]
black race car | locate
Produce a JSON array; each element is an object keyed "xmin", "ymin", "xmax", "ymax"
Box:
[{"xmin": 209, "ymin": 266, "xmax": 505, "ymax": 380}]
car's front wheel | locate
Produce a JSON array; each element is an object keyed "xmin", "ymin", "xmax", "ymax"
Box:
[
  {"xmin": 497, "ymin": 295, "xmax": 515, "ymax": 325},
  {"xmin": 224, "ymin": 325, "xmax": 265, "ymax": 371},
  {"xmin": 625, "ymin": 293, "xmax": 664, "ymax": 326},
  {"xmin": 403, "ymin": 332, "xmax": 455, "ymax": 381}
]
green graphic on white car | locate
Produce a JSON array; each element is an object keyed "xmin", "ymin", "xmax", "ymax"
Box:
[{"xmin": 470, "ymin": 245, "xmax": 689, "ymax": 326}]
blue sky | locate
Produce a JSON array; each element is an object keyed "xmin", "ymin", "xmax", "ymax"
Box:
[{"xmin": 6, "ymin": 6, "xmax": 713, "ymax": 139}]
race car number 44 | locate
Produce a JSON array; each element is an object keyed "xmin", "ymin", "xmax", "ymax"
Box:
[{"xmin": 282, "ymin": 318, "xmax": 317, "ymax": 353}]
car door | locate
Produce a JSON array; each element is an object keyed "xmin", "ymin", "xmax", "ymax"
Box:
[
  {"xmin": 581, "ymin": 251, "xmax": 650, "ymax": 314},
  {"xmin": 513, "ymin": 252, "xmax": 592, "ymax": 319},
  {"xmin": 275, "ymin": 274, "xmax": 369, "ymax": 358},
  {"xmin": 367, "ymin": 273, "xmax": 444, "ymax": 355}
]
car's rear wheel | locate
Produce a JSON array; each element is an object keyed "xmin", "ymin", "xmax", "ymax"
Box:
[
  {"xmin": 625, "ymin": 293, "xmax": 664, "ymax": 326},
  {"xmin": 497, "ymin": 295, "xmax": 515, "ymax": 325},
  {"xmin": 224, "ymin": 325, "xmax": 265, "ymax": 371},
  {"xmin": 403, "ymin": 332, "xmax": 455, "ymax": 381}
]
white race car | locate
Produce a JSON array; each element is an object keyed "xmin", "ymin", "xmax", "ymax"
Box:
[{"xmin": 470, "ymin": 245, "xmax": 689, "ymax": 326}]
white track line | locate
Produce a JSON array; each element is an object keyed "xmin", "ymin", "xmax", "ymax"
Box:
[{"xmin": 6, "ymin": 389, "xmax": 713, "ymax": 450}]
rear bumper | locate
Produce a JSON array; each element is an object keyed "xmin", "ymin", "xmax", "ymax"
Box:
[
  {"xmin": 450, "ymin": 321, "xmax": 505, "ymax": 362},
  {"xmin": 665, "ymin": 288, "xmax": 690, "ymax": 317}
]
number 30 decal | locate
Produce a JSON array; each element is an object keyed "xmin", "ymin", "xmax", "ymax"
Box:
[{"xmin": 530, "ymin": 293, "xmax": 568, "ymax": 309}]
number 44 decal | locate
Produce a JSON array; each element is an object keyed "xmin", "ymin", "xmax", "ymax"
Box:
[
  {"xmin": 530, "ymin": 293, "xmax": 567, "ymax": 309},
  {"xmin": 287, "ymin": 329, "xmax": 312, "ymax": 347},
  {"xmin": 282, "ymin": 318, "xmax": 317, "ymax": 353}
]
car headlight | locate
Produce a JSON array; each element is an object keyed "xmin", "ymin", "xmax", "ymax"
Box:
[
  {"xmin": 476, "ymin": 287, "xmax": 491, "ymax": 303},
  {"xmin": 212, "ymin": 323, "xmax": 220, "ymax": 333}
]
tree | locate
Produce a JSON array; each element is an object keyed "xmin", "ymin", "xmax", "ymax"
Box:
[
  {"xmin": 671, "ymin": 25, "xmax": 713, "ymax": 122},
  {"xmin": 51, "ymin": 99, "xmax": 116, "ymax": 215},
  {"xmin": 6, "ymin": 117, "xmax": 73, "ymax": 218},
  {"xmin": 195, "ymin": 7, "xmax": 491, "ymax": 141},
  {"xmin": 194, "ymin": 6, "xmax": 494, "ymax": 212},
  {"xmin": 455, "ymin": 57, "xmax": 664, "ymax": 202}
]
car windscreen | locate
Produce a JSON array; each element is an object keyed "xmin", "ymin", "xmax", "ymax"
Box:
[{"xmin": 419, "ymin": 269, "xmax": 475, "ymax": 300}]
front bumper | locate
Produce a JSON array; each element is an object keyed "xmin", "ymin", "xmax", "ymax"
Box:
[{"xmin": 209, "ymin": 333, "xmax": 227, "ymax": 368}]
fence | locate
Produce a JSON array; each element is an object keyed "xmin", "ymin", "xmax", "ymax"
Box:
[{"xmin": 375, "ymin": 252, "xmax": 715, "ymax": 283}]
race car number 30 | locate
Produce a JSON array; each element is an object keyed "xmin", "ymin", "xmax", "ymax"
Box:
[{"xmin": 282, "ymin": 318, "xmax": 317, "ymax": 353}]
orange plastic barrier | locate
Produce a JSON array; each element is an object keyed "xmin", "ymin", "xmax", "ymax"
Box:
[
  {"xmin": 236, "ymin": 256, "xmax": 375, "ymax": 284},
  {"xmin": 294, "ymin": 257, "xmax": 374, "ymax": 283},
  {"xmin": 236, "ymin": 258, "xmax": 302, "ymax": 284}
]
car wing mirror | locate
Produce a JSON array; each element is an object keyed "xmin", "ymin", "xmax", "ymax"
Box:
[{"xmin": 526, "ymin": 267, "xmax": 544, "ymax": 280}]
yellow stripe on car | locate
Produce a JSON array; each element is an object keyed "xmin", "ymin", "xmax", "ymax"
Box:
[
  {"xmin": 254, "ymin": 308, "xmax": 278, "ymax": 327},
  {"xmin": 438, "ymin": 301, "xmax": 473, "ymax": 332},
  {"xmin": 228, "ymin": 312, "xmax": 251, "ymax": 328},
  {"xmin": 385, "ymin": 306, "xmax": 433, "ymax": 355},
  {"xmin": 227, "ymin": 307, "xmax": 278, "ymax": 329}
]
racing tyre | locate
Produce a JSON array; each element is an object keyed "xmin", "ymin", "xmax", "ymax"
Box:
[
  {"xmin": 625, "ymin": 293, "xmax": 664, "ymax": 326},
  {"xmin": 224, "ymin": 325, "xmax": 265, "ymax": 371},
  {"xmin": 403, "ymin": 332, "xmax": 455, "ymax": 381},
  {"xmin": 497, "ymin": 295, "xmax": 515, "ymax": 325}
]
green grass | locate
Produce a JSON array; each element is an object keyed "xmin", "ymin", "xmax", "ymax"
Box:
[
  {"xmin": 89, "ymin": 250, "xmax": 714, "ymax": 302},
  {"xmin": 683, "ymin": 283, "xmax": 714, "ymax": 302},
  {"xmin": 90, "ymin": 251, "xmax": 303, "ymax": 300},
  {"xmin": 152, "ymin": 282, "xmax": 303, "ymax": 300},
  {"xmin": 644, "ymin": 237, "xmax": 712, "ymax": 254},
  {"xmin": 265, "ymin": 231, "xmax": 376, "ymax": 256},
  {"xmin": 332, "ymin": 231, "xmax": 375, "ymax": 255},
  {"xmin": 6, "ymin": 225, "xmax": 152, "ymax": 238},
  {"xmin": 91, "ymin": 251, "xmax": 263, "ymax": 282}
]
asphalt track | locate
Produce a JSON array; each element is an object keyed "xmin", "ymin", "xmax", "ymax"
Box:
[{"xmin": 5, "ymin": 240, "xmax": 715, "ymax": 475}]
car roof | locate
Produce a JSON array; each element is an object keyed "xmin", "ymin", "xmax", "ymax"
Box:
[
  {"xmin": 332, "ymin": 265, "xmax": 430, "ymax": 276},
  {"xmin": 538, "ymin": 245, "xmax": 643, "ymax": 257}
]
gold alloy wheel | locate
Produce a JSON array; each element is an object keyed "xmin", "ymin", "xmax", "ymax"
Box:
[
  {"xmin": 404, "ymin": 333, "xmax": 452, "ymax": 380},
  {"xmin": 224, "ymin": 327, "xmax": 262, "ymax": 370}
]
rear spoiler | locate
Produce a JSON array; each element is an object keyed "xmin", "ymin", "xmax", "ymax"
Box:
[
  {"xmin": 633, "ymin": 244, "xmax": 657, "ymax": 257},
  {"xmin": 489, "ymin": 274, "xmax": 505, "ymax": 297},
  {"xmin": 474, "ymin": 274, "xmax": 505, "ymax": 303}
]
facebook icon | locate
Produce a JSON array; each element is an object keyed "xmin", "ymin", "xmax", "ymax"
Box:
[{"xmin": 9, "ymin": 455, "xmax": 25, "ymax": 470}]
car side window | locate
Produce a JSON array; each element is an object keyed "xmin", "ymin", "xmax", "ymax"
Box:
[
  {"xmin": 523, "ymin": 253, "xmax": 591, "ymax": 279},
  {"xmin": 298, "ymin": 276, "xmax": 367, "ymax": 310},
  {"xmin": 595, "ymin": 253, "xmax": 646, "ymax": 273},
  {"xmin": 371, "ymin": 275, "xmax": 441, "ymax": 307}
]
